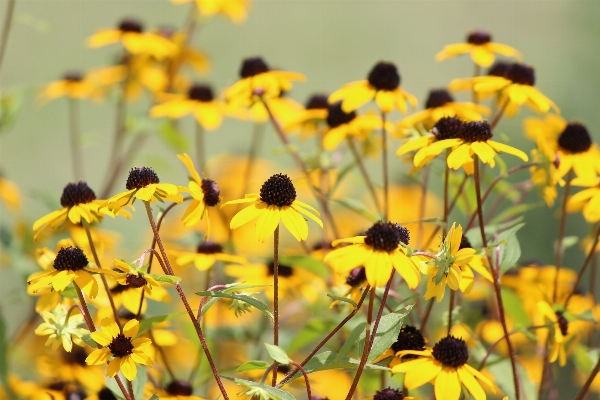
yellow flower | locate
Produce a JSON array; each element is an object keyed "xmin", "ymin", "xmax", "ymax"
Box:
[
  {"xmin": 39, "ymin": 72, "xmax": 99, "ymax": 102},
  {"xmin": 397, "ymin": 89, "xmax": 490, "ymax": 133},
  {"xmin": 392, "ymin": 336, "xmax": 495, "ymax": 400},
  {"xmin": 34, "ymin": 304, "xmax": 89, "ymax": 352},
  {"xmin": 324, "ymin": 221, "xmax": 420, "ymax": 288},
  {"xmin": 153, "ymin": 380, "xmax": 206, "ymax": 400},
  {"xmin": 536, "ymin": 301, "xmax": 569, "ymax": 366},
  {"xmin": 246, "ymin": 93, "xmax": 304, "ymax": 125},
  {"xmin": 86, "ymin": 318, "xmax": 153, "ymax": 381},
  {"xmin": 372, "ymin": 324, "xmax": 427, "ymax": 368},
  {"xmin": 107, "ymin": 275, "xmax": 171, "ymax": 315},
  {"xmin": 87, "ymin": 19, "xmax": 177, "ymax": 60},
  {"xmin": 436, "ymin": 30, "xmax": 521, "ymax": 67},
  {"xmin": 224, "ymin": 57, "xmax": 305, "ymax": 107},
  {"xmin": 161, "ymin": 29, "xmax": 210, "ymax": 75},
  {"xmin": 33, "ymin": 181, "xmax": 132, "ymax": 240},
  {"xmin": 329, "ymin": 61, "xmax": 417, "ymax": 114},
  {"xmin": 221, "ymin": 173, "xmax": 322, "ymax": 242},
  {"xmin": 0, "ymin": 175, "xmax": 21, "ymax": 210},
  {"xmin": 323, "ymin": 101, "xmax": 393, "ymax": 151},
  {"xmin": 416, "ymin": 121, "xmax": 528, "ymax": 170},
  {"xmin": 174, "ymin": 240, "xmax": 245, "ymax": 271},
  {"xmin": 284, "ymin": 94, "xmax": 330, "ymax": 140},
  {"xmin": 329, "ymin": 267, "xmax": 368, "ymax": 309},
  {"xmin": 151, "ymin": 85, "xmax": 225, "ymax": 130},
  {"xmin": 171, "ymin": 0, "xmax": 250, "ymax": 23},
  {"xmin": 364, "ymin": 387, "xmax": 420, "ymax": 400},
  {"xmin": 100, "ymin": 166, "xmax": 185, "ymax": 212},
  {"xmin": 568, "ymin": 178, "xmax": 600, "ymax": 223},
  {"xmin": 110, "ymin": 259, "xmax": 170, "ymax": 296}
]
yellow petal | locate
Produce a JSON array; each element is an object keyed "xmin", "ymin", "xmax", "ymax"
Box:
[
  {"xmin": 90, "ymin": 331, "xmax": 113, "ymax": 346},
  {"xmin": 435, "ymin": 367, "xmax": 461, "ymax": 400},
  {"xmin": 391, "ymin": 250, "xmax": 420, "ymax": 289},
  {"xmin": 365, "ymin": 251, "xmax": 393, "ymax": 288},
  {"xmin": 255, "ymin": 205, "xmax": 280, "ymax": 242},
  {"xmin": 447, "ymin": 144, "xmax": 473, "ymax": 170},
  {"xmin": 280, "ymin": 207, "xmax": 308, "ymax": 241},
  {"xmin": 471, "ymin": 46, "xmax": 494, "ymax": 67},
  {"xmin": 457, "ymin": 365, "xmax": 486, "ymax": 400},
  {"xmin": 292, "ymin": 203, "xmax": 323, "ymax": 228},
  {"xmin": 85, "ymin": 348, "xmax": 111, "ymax": 365},
  {"xmin": 403, "ymin": 358, "xmax": 443, "ymax": 390},
  {"xmin": 177, "ymin": 153, "xmax": 202, "ymax": 184},
  {"xmin": 123, "ymin": 319, "xmax": 139, "ymax": 338},
  {"xmin": 396, "ymin": 135, "xmax": 434, "ymax": 156},
  {"xmin": 470, "ymin": 141, "xmax": 496, "ymax": 164},
  {"xmin": 230, "ymin": 202, "xmax": 266, "ymax": 229},
  {"xmin": 376, "ymin": 90, "xmax": 396, "ymax": 113},
  {"xmin": 106, "ymin": 357, "xmax": 121, "ymax": 377},
  {"xmin": 100, "ymin": 317, "xmax": 120, "ymax": 339},
  {"xmin": 487, "ymin": 141, "xmax": 528, "ymax": 162},
  {"xmin": 120, "ymin": 356, "xmax": 138, "ymax": 381}
]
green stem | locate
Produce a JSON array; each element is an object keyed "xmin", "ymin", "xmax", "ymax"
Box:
[
  {"xmin": 272, "ymin": 225, "xmax": 280, "ymax": 387},
  {"xmin": 447, "ymin": 290, "xmax": 455, "ymax": 335}
]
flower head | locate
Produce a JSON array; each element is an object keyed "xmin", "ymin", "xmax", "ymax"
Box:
[
  {"xmin": 324, "ymin": 221, "xmax": 420, "ymax": 288},
  {"xmin": 85, "ymin": 318, "xmax": 153, "ymax": 381},
  {"xmin": 537, "ymin": 301, "xmax": 569, "ymax": 366},
  {"xmin": 221, "ymin": 173, "xmax": 322, "ymax": 242},
  {"xmin": 39, "ymin": 71, "xmax": 99, "ymax": 102},
  {"xmin": 329, "ymin": 61, "xmax": 417, "ymax": 114},
  {"xmin": 35, "ymin": 304, "xmax": 89, "ymax": 352},
  {"xmin": 568, "ymin": 178, "xmax": 600, "ymax": 223},
  {"xmin": 284, "ymin": 94, "xmax": 330, "ymax": 140},
  {"xmin": 174, "ymin": 239, "xmax": 245, "ymax": 271},
  {"xmin": 373, "ymin": 325, "xmax": 427, "ymax": 367},
  {"xmin": 436, "ymin": 30, "xmax": 521, "ymax": 67},
  {"xmin": 111, "ymin": 259, "xmax": 174, "ymax": 297}
]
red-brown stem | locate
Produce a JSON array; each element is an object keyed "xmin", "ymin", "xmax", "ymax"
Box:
[
  {"xmin": 447, "ymin": 290, "xmax": 455, "ymax": 335},
  {"xmin": 420, "ymin": 299, "xmax": 435, "ymax": 336},
  {"xmin": 272, "ymin": 225, "xmax": 280, "ymax": 387},
  {"xmin": 143, "ymin": 201, "xmax": 229, "ymax": 400},
  {"xmin": 564, "ymin": 223, "xmax": 600, "ymax": 309},
  {"xmin": 474, "ymin": 156, "xmax": 520, "ymax": 399},
  {"xmin": 489, "ymin": 97, "xmax": 510, "ymax": 130},
  {"xmin": 478, "ymin": 325, "xmax": 547, "ymax": 371},
  {"xmin": 347, "ymin": 136, "xmax": 382, "ymax": 216},
  {"xmin": 81, "ymin": 220, "xmax": 122, "ymax": 331},
  {"xmin": 127, "ymin": 380, "xmax": 134, "ymax": 400},
  {"xmin": 442, "ymin": 151, "xmax": 450, "ymax": 237},
  {"xmin": 0, "ymin": 0, "xmax": 15, "ymax": 74},
  {"xmin": 575, "ymin": 355, "xmax": 600, "ymax": 400},
  {"xmin": 68, "ymin": 98, "xmax": 84, "ymax": 180},
  {"xmin": 417, "ymin": 164, "xmax": 431, "ymax": 249},
  {"xmin": 291, "ymin": 361, "xmax": 312, "ymax": 399},
  {"xmin": 381, "ymin": 111, "xmax": 389, "ymax": 220},
  {"xmin": 553, "ymin": 170, "xmax": 573, "ymax": 303},
  {"xmin": 278, "ymin": 286, "xmax": 370, "ymax": 387}
]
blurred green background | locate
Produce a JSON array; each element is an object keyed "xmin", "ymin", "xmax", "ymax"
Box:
[{"xmin": 1, "ymin": 0, "xmax": 600, "ymax": 390}]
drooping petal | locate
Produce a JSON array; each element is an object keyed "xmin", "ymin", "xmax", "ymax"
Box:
[
  {"xmin": 401, "ymin": 358, "xmax": 443, "ymax": 390},
  {"xmin": 123, "ymin": 319, "xmax": 139, "ymax": 338},
  {"xmin": 462, "ymin": 364, "xmax": 496, "ymax": 392},
  {"xmin": 292, "ymin": 203, "xmax": 323, "ymax": 228},
  {"xmin": 470, "ymin": 141, "xmax": 496, "ymax": 164},
  {"xmin": 435, "ymin": 367, "xmax": 461, "ymax": 400},
  {"xmin": 457, "ymin": 365, "xmax": 486, "ymax": 400},
  {"xmin": 255, "ymin": 206, "xmax": 280, "ymax": 242},
  {"xmin": 487, "ymin": 141, "xmax": 528, "ymax": 162},
  {"xmin": 100, "ymin": 317, "xmax": 120, "ymax": 339},
  {"xmin": 365, "ymin": 251, "xmax": 393, "ymax": 287},
  {"xmin": 230, "ymin": 202, "xmax": 266, "ymax": 229},
  {"xmin": 280, "ymin": 207, "xmax": 308, "ymax": 241},
  {"xmin": 471, "ymin": 46, "xmax": 494, "ymax": 67},
  {"xmin": 120, "ymin": 356, "xmax": 138, "ymax": 381},
  {"xmin": 106, "ymin": 357, "xmax": 121, "ymax": 377},
  {"xmin": 85, "ymin": 348, "xmax": 112, "ymax": 365},
  {"xmin": 447, "ymin": 144, "xmax": 473, "ymax": 170}
]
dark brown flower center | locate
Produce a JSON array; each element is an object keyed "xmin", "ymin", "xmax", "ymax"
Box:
[
  {"xmin": 368, "ymin": 62, "xmax": 400, "ymax": 91},
  {"xmin": 364, "ymin": 221, "xmax": 409, "ymax": 252},
  {"xmin": 188, "ymin": 85, "xmax": 214, "ymax": 102},
  {"xmin": 196, "ymin": 241, "xmax": 223, "ymax": 254},
  {"xmin": 487, "ymin": 61, "xmax": 510, "ymax": 77},
  {"xmin": 374, "ymin": 388, "xmax": 404, "ymax": 400},
  {"xmin": 305, "ymin": 94, "xmax": 329, "ymax": 110},
  {"xmin": 432, "ymin": 335, "xmax": 469, "ymax": 367},
  {"xmin": 240, "ymin": 57, "xmax": 269, "ymax": 78},
  {"xmin": 118, "ymin": 19, "xmax": 143, "ymax": 33},
  {"xmin": 201, "ymin": 178, "xmax": 220, "ymax": 206},
  {"xmin": 390, "ymin": 325, "xmax": 426, "ymax": 357},
  {"xmin": 467, "ymin": 30, "xmax": 492, "ymax": 45},
  {"xmin": 311, "ymin": 397, "xmax": 330, "ymax": 400},
  {"xmin": 260, "ymin": 174, "xmax": 296, "ymax": 207},
  {"xmin": 63, "ymin": 72, "xmax": 83, "ymax": 82},
  {"xmin": 63, "ymin": 347, "xmax": 88, "ymax": 366},
  {"xmin": 557, "ymin": 122, "xmax": 592, "ymax": 153},
  {"xmin": 125, "ymin": 273, "xmax": 147, "ymax": 288},
  {"xmin": 60, "ymin": 181, "xmax": 97, "ymax": 207},
  {"xmin": 125, "ymin": 167, "xmax": 159, "ymax": 190},
  {"xmin": 425, "ymin": 89, "xmax": 454, "ymax": 109},
  {"xmin": 506, "ymin": 63, "xmax": 535, "ymax": 86},
  {"xmin": 108, "ymin": 333, "xmax": 134, "ymax": 357},
  {"xmin": 53, "ymin": 247, "xmax": 89, "ymax": 271},
  {"xmin": 459, "ymin": 235, "xmax": 473, "ymax": 250},
  {"xmin": 165, "ymin": 380, "xmax": 193, "ymax": 397},
  {"xmin": 267, "ymin": 261, "xmax": 293, "ymax": 277},
  {"xmin": 276, "ymin": 364, "xmax": 291, "ymax": 374},
  {"xmin": 555, "ymin": 311, "xmax": 569, "ymax": 336},
  {"xmin": 98, "ymin": 387, "xmax": 118, "ymax": 400},
  {"xmin": 460, "ymin": 121, "xmax": 493, "ymax": 142},
  {"xmin": 345, "ymin": 267, "xmax": 367, "ymax": 287},
  {"xmin": 326, "ymin": 102, "xmax": 356, "ymax": 128},
  {"xmin": 432, "ymin": 117, "xmax": 465, "ymax": 141}
]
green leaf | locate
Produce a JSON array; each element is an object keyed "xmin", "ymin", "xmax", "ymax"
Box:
[
  {"xmin": 81, "ymin": 332, "xmax": 97, "ymax": 348},
  {"xmin": 133, "ymin": 366, "xmax": 147, "ymax": 400},
  {"xmin": 265, "ymin": 343, "xmax": 291, "ymax": 365},
  {"xmin": 0, "ymin": 90, "xmax": 23, "ymax": 134},
  {"xmin": 196, "ymin": 291, "xmax": 273, "ymax": 320},
  {"xmin": 501, "ymin": 289, "xmax": 530, "ymax": 327},
  {"xmin": 565, "ymin": 309, "xmax": 596, "ymax": 323},
  {"xmin": 332, "ymin": 198, "xmax": 378, "ymax": 221},
  {"xmin": 286, "ymin": 351, "xmax": 389, "ymax": 382},
  {"xmin": 465, "ymin": 217, "xmax": 525, "ymax": 249},
  {"xmin": 152, "ymin": 274, "xmax": 181, "ymax": 285},
  {"xmin": 358, "ymin": 305, "xmax": 413, "ymax": 362},
  {"xmin": 237, "ymin": 360, "xmax": 271, "ymax": 372},
  {"xmin": 561, "ymin": 235, "xmax": 580, "ymax": 250},
  {"xmin": 148, "ymin": 394, "xmax": 160, "ymax": 400},
  {"xmin": 335, "ymin": 322, "xmax": 368, "ymax": 361},
  {"xmin": 221, "ymin": 377, "xmax": 295, "ymax": 400},
  {"xmin": 325, "ymin": 293, "xmax": 357, "ymax": 309},
  {"xmin": 278, "ymin": 255, "xmax": 329, "ymax": 278},
  {"xmin": 198, "ymin": 283, "xmax": 272, "ymax": 316},
  {"xmin": 159, "ymin": 120, "xmax": 189, "ymax": 152},
  {"xmin": 496, "ymin": 223, "xmax": 525, "ymax": 274},
  {"xmin": 138, "ymin": 312, "xmax": 187, "ymax": 336}
]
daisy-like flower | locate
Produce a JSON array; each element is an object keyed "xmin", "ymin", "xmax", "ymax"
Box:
[
  {"xmin": 246, "ymin": 91, "xmax": 304, "ymax": 126},
  {"xmin": 322, "ymin": 101, "xmax": 393, "ymax": 151},
  {"xmin": 537, "ymin": 301, "xmax": 569, "ymax": 366},
  {"xmin": 329, "ymin": 61, "xmax": 417, "ymax": 114},
  {"xmin": 151, "ymin": 84, "xmax": 225, "ymax": 130},
  {"xmin": 330, "ymin": 267, "xmax": 368, "ymax": 309},
  {"xmin": 87, "ymin": 18, "xmax": 177, "ymax": 60},
  {"xmin": 174, "ymin": 240, "xmax": 245, "ymax": 271},
  {"xmin": 284, "ymin": 94, "xmax": 330, "ymax": 140},
  {"xmin": 392, "ymin": 335, "xmax": 495, "ymax": 400},
  {"xmin": 33, "ymin": 181, "xmax": 132, "ymax": 240},
  {"xmin": 100, "ymin": 166, "xmax": 185, "ymax": 212},
  {"xmin": 324, "ymin": 221, "xmax": 420, "ymax": 288},
  {"xmin": 34, "ymin": 304, "xmax": 89, "ymax": 352},
  {"xmin": 39, "ymin": 72, "xmax": 98, "ymax": 102},
  {"xmin": 415, "ymin": 120, "xmax": 528, "ymax": 170},
  {"xmin": 85, "ymin": 318, "xmax": 152, "ymax": 381},
  {"xmin": 397, "ymin": 89, "xmax": 490, "ymax": 133},
  {"xmin": 111, "ymin": 259, "xmax": 174, "ymax": 297},
  {"xmin": 171, "ymin": 0, "xmax": 250, "ymax": 23},
  {"xmin": 224, "ymin": 57, "xmax": 305, "ymax": 108},
  {"xmin": 28, "ymin": 245, "xmax": 109, "ymax": 298},
  {"xmin": 373, "ymin": 325, "xmax": 427, "ymax": 368},
  {"xmin": 221, "ymin": 173, "xmax": 322, "ymax": 242},
  {"xmin": 436, "ymin": 30, "xmax": 521, "ymax": 67},
  {"xmin": 568, "ymin": 178, "xmax": 600, "ymax": 223}
]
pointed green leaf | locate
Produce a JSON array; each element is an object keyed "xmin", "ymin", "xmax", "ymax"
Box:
[
  {"xmin": 196, "ymin": 291, "xmax": 273, "ymax": 320},
  {"xmin": 335, "ymin": 321, "xmax": 368, "ymax": 361},
  {"xmin": 265, "ymin": 343, "xmax": 291, "ymax": 365},
  {"xmin": 358, "ymin": 305, "xmax": 413, "ymax": 361},
  {"xmin": 221, "ymin": 377, "xmax": 295, "ymax": 400},
  {"xmin": 152, "ymin": 274, "xmax": 181, "ymax": 285},
  {"xmin": 497, "ymin": 223, "xmax": 525, "ymax": 274},
  {"xmin": 237, "ymin": 360, "xmax": 271, "ymax": 372},
  {"xmin": 325, "ymin": 293, "xmax": 357, "ymax": 309}
]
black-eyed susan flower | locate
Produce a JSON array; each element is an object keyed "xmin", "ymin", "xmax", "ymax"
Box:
[
  {"xmin": 108, "ymin": 275, "xmax": 171, "ymax": 315},
  {"xmin": 151, "ymin": 84, "xmax": 225, "ymax": 130},
  {"xmin": 330, "ymin": 267, "xmax": 368, "ymax": 309},
  {"xmin": 39, "ymin": 72, "xmax": 98, "ymax": 102},
  {"xmin": 324, "ymin": 221, "xmax": 420, "ymax": 288},
  {"xmin": 34, "ymin": 304, "xmax": 89, "ymax": 352},
  {"xmin": 28, "ymin": 245, "xmax": 112, "ymax": 298},
  {"xmin": 224, "ymin": 57, "xmax": 305, "ymax": 108},
  {"xmin": 33, "ymin": 181, "xmax": 132, "ymax": 240},
  {"xmin": 221, "ymin": 173, "xmax": 322, "ymax": 242},
  {"xmin": 36, "ymin": 348, "xmax": 106, "ymax": 393},
  {"xmin": 87, "ymin": 19, "xmax": 177, "ymax": 60},
  {"xmin": 160, "ymin": 28, "xmax": 210, "ymax": 76},
  {"xmin": 448, "ymin": 61, "xmax": 511, "ymax": 100},
  {"xmin": 322, "ymin": 101, "xmax": 393, "ymax": 151},
  {"xmin": 392, "ymin": 336, "xmax": 495, "ymax": 400},
  {"xmin": 397, "ymin": 89, "xmax": 490, "ymax": 133},
  {"xmin": 284, "ymin": 93, "xmax": 330, "ymax": 140},
  {"xmin": 174, "ymin": 240, "xmax": 245, "ymax": 271},
  {"xmin": 568, "ymin": 178, "xmax": 600, "ymax": 223},
  {"xmin": 100, "ymin": 167, "xmax": 185, "ymax": 212},
  {"xmin": 246, "ymin": 91, "xmax": 304, "ymax": 126},
  {"xmin": 436, "ymin": 30, "xmax": 521, "ymax": 67},
  {"xmin": 373, "ymin": 325, "xmax": 427, "ymax": 368},
  {"xmin": 85, "ymin": 318, "xmax": 152, "ymax": 381},
  {"xmin": 415, "ymin": 120, "xmax": 528, "ymax": 170},
  {"xmin": 329, "ymin": 61, "xmax": 417, "ymax": 114},
  {"xmin": 171, "ymin": 0, "xmax": 250, "ymax": 23},
  {"xmin": 111, "ymin": 259, "xmax": 175, "ymax": 297},
  {"xmin": 536, "ymin": 301, "xmax": 569, "ymax": 366}
]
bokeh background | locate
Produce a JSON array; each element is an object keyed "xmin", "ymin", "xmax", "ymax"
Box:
[{"xmin": 1, "ymin": 0, "xmax": 600, "ymax": 393}]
